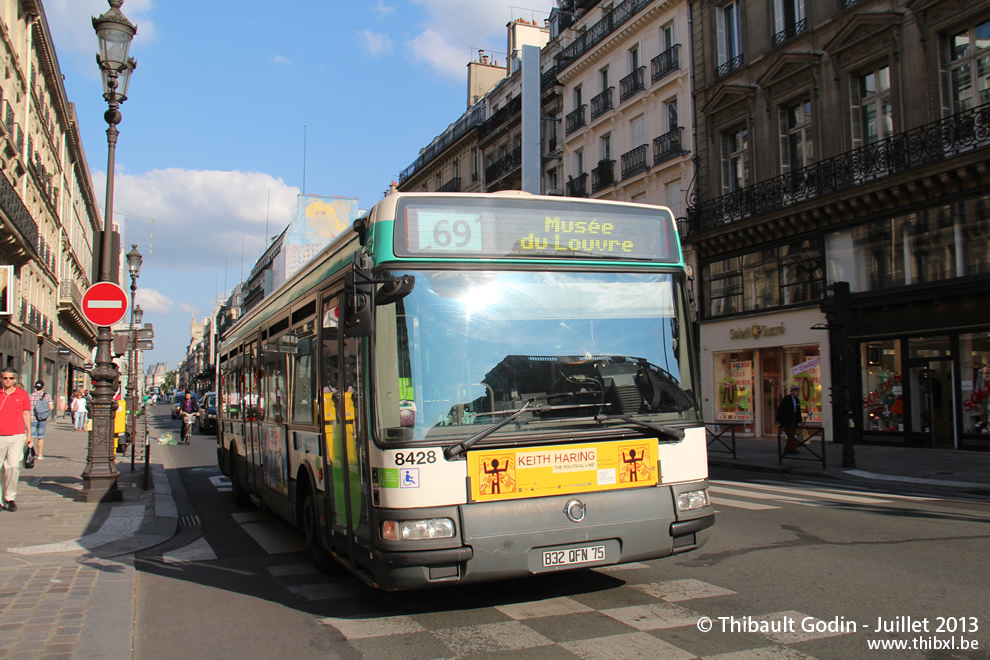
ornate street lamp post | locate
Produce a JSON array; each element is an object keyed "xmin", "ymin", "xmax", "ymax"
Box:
[
  {"xmin": 125, "ymin": 245, "xmax": 142, "ymax": 452},
  {"xmin": 79, "ymin": 0, "xmax": 137, "ymax": 502}
]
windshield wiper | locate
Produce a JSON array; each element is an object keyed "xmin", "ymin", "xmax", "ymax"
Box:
[
  {"xmin": 594, "ymin": 414, "xmax": 685, "ymax": 442},
  {"xmin": 444, "ymin": 398, "xmax": 536, "ymax": 460}
]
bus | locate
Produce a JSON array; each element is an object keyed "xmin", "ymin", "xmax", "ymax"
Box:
[{"xmin": 217, "ymin": 191, "xmax": 713, "ymax": 590}]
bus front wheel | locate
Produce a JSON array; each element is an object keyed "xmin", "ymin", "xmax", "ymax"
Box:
[{"xmin": 302, "ymin": 491, "xmax": 333, "ymax": 573}]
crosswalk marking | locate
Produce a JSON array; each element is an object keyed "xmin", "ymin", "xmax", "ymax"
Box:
[
  {"xmin": 710, "ymin": 484, "xmax": 830, "ymax": 507},
  {"xmin": 719, "ymin": 480, "xmax": 891, "ymax": 504},
  {"xmin": 711, "ymin": 496, "xmax": 779, "ymax": 510}
]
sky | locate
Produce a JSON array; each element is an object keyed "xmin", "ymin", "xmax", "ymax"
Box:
[{"xmin": 46, "ymin": 0, "xmax": 555, "ymax": 374}]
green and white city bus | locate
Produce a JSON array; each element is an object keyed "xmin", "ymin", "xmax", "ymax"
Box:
[{"xmin": 217, "ymin": 191, "xmax": 713, "ymax": 590}]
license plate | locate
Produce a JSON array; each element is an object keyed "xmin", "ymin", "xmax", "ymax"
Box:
[{"xmin": 542, "ymin": 544, "xmax": 606, "ymax": 568}]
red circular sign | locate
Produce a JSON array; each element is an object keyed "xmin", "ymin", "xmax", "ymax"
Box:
[{"xmin": 82, "ymin": 282, "xmax": 130, "ymax": 326}]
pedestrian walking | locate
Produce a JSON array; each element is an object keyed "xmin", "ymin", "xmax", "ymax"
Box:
[
  {"xmin": 28, "ymin": 381, "xmax": 54, "ymax": 460},
  {"xmin": 0, "ymin": 367, "xmax": 33, "ymax": 512},
  {"xmin": 83, "ymin": 389, "xmax": 92, "ymax": 427},
  {"xmin": 776, "ymin": 385, "xmax": 803, "ymax": 455},
  {"xmin": 71, "ymin": 392, "xmax": 88, "ymax": 431}
]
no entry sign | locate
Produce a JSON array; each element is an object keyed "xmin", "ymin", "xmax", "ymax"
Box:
[{"xmin": 82, "ymin": 282, "xmax": 129, "ymax": 327}]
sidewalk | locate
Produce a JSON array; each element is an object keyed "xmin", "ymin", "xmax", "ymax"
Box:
[
  {"xmin": 0, "ymin": 414, "xmax": 177, "ymax": 659},
  {"xmin": 707, "ymin": 431, "xmax": 990, "ymax": 496}
]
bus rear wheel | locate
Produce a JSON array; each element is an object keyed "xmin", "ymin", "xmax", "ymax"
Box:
[{"xmin": 229, "ymin": 446, "xmax": 248, "ymax": 507}]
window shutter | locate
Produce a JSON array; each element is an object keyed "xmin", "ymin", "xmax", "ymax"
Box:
[
  {"xmin": 716, "ymin": 7, "xmax": 726, "ymax": 66},
  {"xmin": 779, "ymin": 107, "xmax": 791, "ymax": 174},
  {"xmin": 937, "ymin": 33, "xmax": 953, "ymax": 117},
  {"xmin": 773, "ymin": 0, "xmax": 784, "ymax": 36},
  {"xmin": 849, "ymin": 75, "xmax": 863, "ymax": 150},
  {"xmin": 796, "ymin": 0, "xmax": 805, "ymax": 24}
]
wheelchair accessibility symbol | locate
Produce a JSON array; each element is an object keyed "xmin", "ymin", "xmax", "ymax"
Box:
[{"xmin": 399, "ymin": 468, "xmax": 420, "ymax": 488}]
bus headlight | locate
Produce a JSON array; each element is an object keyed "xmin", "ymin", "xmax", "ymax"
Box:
[
  {"xmin": 676, "ymin": 489, "xmax": 710, "ymax": 512},
  {"xmin": 382, "ymin": 518, "xmax": 455, "ymax": 541}
]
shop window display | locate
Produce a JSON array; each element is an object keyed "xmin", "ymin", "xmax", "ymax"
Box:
[
  {"xmin": 784, "ymin": 345, "xmax": 821, "ymax": 423},
  {"xmin": 714, "ymin": 351, "xmax": 754, "ymax": 429},
  {"xmin": 960, "ymin": 333, "xmax": 990, "ymax": 435},
  {"xmin": 861, "ymin": 339, "xmax": 902, "ymax": 432}
]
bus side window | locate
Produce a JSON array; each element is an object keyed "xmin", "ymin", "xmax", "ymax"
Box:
[{"xmin": 291, "ymin": 334, "xmax": 318, "ymax": 426}]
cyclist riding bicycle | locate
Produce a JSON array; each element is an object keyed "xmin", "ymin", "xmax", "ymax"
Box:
[{"xmin": 179, "ymin": 391, "xmax": 200, "ymax": 445}]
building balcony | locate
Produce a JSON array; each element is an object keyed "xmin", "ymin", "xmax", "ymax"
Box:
[
  {"xmin": 619, "ymin": 67, "xmax": 646, "ymax": 103},
  {"xmin": 556, "ymin": 0, "xmax": 655, "ymax": 71},
  {"xmin": 478, "ymin": 95, "xmax": 521, "ymax": 141},
  {"xmin": 621, "ymin": 145, "xmax": 649, "ymax": 179},
  {"xmin": 773, "ymin": 19, "xmax": 807, "ymax": 47},
  {"xmin": 437, "ymin": 177, "xmax": 461, "ymax": 192},
  {"xmin": 590, "ymin": 87, "xmax": 614, "ymax": 120},
  {"xmin": 686, "ymin": 102, "xmax": 990, "ymax": 236},
  {"xmin": 566, "ymin": 104, "xmax": 587, "ymax": 135},
  {"xmin": 485, "ymin": 146, "xmax": 522, "ymax": 186},
  {"xmin": 591, "ymin": 160, "xmax": 615, "ymax": 193},
  {"xmin": 566, "ymin": 173, "xmax": 588, "ymax": 198},
  {"xmin": 653, "ymin": 127, "xmax": 684, "ymax": 165},
  {"xmin": 651, "ymin": 45, "xmax": 679, "ymax": 84},
  {"xmin": 717, "ymin": 54, "xmax": 744, "ymax": 78}
]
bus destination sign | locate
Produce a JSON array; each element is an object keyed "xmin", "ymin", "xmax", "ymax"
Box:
[{"xmin": 394, "ymin": 198, "xmax": 678, "ymax": 262}]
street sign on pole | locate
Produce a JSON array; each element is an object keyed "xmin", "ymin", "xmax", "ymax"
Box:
[{"xmin": 82, "ymin": 282, "xmax": 129, "ymax": 326}]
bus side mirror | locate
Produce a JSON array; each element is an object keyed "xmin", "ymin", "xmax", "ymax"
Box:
[{"xmin": 343, "ymin": 254, "xmax": 375, "ymax": 337}]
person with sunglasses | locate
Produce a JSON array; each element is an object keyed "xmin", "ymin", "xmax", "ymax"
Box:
[{"xmin": 0, "ymin": 367, "xmax": 33, "ymax": 512}]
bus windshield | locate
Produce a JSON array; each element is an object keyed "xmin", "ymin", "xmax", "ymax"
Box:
[{"xmin": 375, "ymin": 269, "xmax": 699, "ymax": 444}]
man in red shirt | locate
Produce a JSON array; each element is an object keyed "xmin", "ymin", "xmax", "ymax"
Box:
[{"xmin": 0, "ymin": 367, "xmax": 33, "ymax": 512}]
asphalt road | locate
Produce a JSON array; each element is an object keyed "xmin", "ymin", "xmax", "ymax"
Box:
[{"xmin": 131, "ymin": 407, "xmax": 990, "ymax": 659}]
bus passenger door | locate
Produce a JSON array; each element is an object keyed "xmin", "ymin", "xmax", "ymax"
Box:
[
  {"xmin": 245, "ymin": 341, "xmax": 263, "ymax": 494},
  {"xmin": 321, "ymin": 296, "xmax": 351, "ymax": 559},
  {"xmin": 342, "ymin": 331, "xmax": 373, "ymax": 569}
]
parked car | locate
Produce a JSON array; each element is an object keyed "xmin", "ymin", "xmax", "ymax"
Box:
[
  {"xmin": 199, "ymin": 392, "xmax": 217, "ymax": 433},
  {"xmin": 171, "ymin": 392, "xmax": 200, "ymax": 419}
]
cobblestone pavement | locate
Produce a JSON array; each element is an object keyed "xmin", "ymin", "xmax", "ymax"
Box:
[{"xmin": 0, "ymin": 415, "xmax": 175, "ymax": 659}]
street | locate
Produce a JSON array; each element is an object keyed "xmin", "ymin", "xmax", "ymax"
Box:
[{"xmin": 125, "ymin": 405, "xmax": 990, "ymax": 659}]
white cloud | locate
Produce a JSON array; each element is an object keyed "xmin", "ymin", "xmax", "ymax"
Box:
[
  {"xmin": 134, "ymin": 288, "xmax": 172, "ymax": 314},
  {"xmin": 178, "ymin": 303, "xmax": 197, "ymax": 315},
  {"xmin": 44, "ymin": 0, "xmax": 157, "ymax": 76},
  {"xmin": 360, "ymin": 30, "xmax": 393, "ymax": 57},
  {"xmin": 91, "ymin": 168, "xmax": 300, "ymax": 271},
  {"xmin": 406, "ymin": 0, "xmax": 555, "ymax": 79},
  {"xmin": 272, "ymin": 54, "xmax": 292, "ymax": 65},
  {"xmin": 376, "ymin": 1, "xmax": 395, "ymax": 15}
]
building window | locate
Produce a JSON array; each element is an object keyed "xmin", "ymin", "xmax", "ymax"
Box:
[
  {"xmin": 661, "ymin": 22, "xmax": 675, "ymax": 51},
  {"xmin": 600, "ymin": 67, "xmax": 609, "ymax": 92},
  {"xmin": 947, "ymin": 19, "xmax": 990, "ymax": 114},
  {"xmin": 574, "ymin": 149, "xmax": 584, "ymax": 176},
  {"xmin": 721, "ymin": 126, "xmax": 748, "ymax": 193},
  {"xmin": 664, "ymin": 98, "xmax": 678, "ymax": 133},
  {"xmin": 704, "ymin": 256, "xmax": 742, "ymax": 316},
  {"xmin": 780, "ymin": 99, "xmax": 812, "ymax": 173},
  {"xmin": 547, "ymin": 167, "xmax": 558, "ymax": 191},
  {"xmin": 772, "ymin": 0, "xmax": 806, "ymax": 46},
  {"xmin": 714, "ymin": 350, "xmax": 754, "ymax": 426},
  {"xmin": 600, "ymin": 133, "xmax": 611, "ymax": 161},
  {"xmin": 665, "ymin": 180, "xmax": 682, "ymax": 218},
  {"xmin": 853, "ymin": 65, "xmax": 892, "ymax": 147},
  {"xmin": 716, "ymin": 2, "xmax": 743, "ymax": 75},
  {"xmin": 629, "ymin": 44, "xmax": 640, "ymax": 72}
]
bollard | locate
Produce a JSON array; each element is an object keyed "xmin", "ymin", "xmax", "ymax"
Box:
[{"xmin": 142, "ymin": 433, "xmax": 151, "ymax": 491}]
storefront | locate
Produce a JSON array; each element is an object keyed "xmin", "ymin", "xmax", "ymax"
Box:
[{"xmin": 700, "ymin": 307, "xmax": 830, "ymax": 440}]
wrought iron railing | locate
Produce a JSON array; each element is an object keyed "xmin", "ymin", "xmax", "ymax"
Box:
[
  {"xmin": 0, "ymin": 163, "xmax": 38, "ymax": 249},
  {"xmin": 591, "ymin": 160, "xmax": 615, "ymax": 193},
  {"xmin": 566, "ymin": 104, "xmax": 587, "ymax": 135},
  {"xmin": 621, "ymin": 145, "xmax": 648, "ymax": 178},
  {"xmin": 717, "ymin": 54, "xmax": 743, "ymax": 78},
  {"xmin": 398, "ymin": 103, "xmax": 486, "ymax": 184},
  {"xmin": 485, "ymin": 146, "xmax": 522, "ymax": 185},
  {"xmin": 773, "ymin": 18, "xmax": 807, "ymax": 47},
  {"xmin": 590, "ymin": 87, "xmax": 613, "ymax": 120},
  {"xmin": 478, "ymin": 95, "xmax": 522, "ymax": 140},
  {"xmin": 686, "ymin": 103, "xmax": 990, "ymax": 235},
  {"xmin": 651, "ymin": 45, "xmax": 679, "ymax": 84},
  {"xmin": 619, "ymin": 67, "xmax": 646, "ymax": 103},
  {"xmin": 541, "ymin": 65, "xmax": 559, "ymax": 94},
  {"xmin": 566, "ymin": 173, "xmax": 588, "ymax": 198},
  {"xmin": 653, "ymin": 127, "xmax": 684, "ymax": 164},
  {"xmin": 437, "ymin": 177, "xmax": 461, "ymax": 192},
  {"xmin": 556, "ymin": 0, "xmax": 655, "ymax": 71}
]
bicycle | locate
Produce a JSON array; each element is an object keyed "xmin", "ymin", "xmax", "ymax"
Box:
[{"xmin": 180, "ymin": 411, "xmax": 197, "ymax": 445}]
